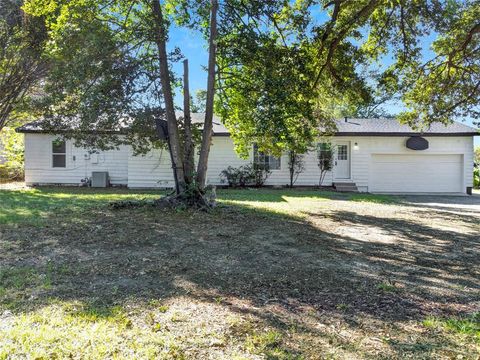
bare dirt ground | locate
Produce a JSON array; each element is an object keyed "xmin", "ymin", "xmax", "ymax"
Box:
[{"xmin": 0, "ymin": 188, "xmax": 479, "ymax": 359}]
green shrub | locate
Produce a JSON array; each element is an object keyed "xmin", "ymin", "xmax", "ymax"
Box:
[
  {"xmin": 251, "ymin": 163, "xmax": 271, "ymax": 187},
  {"xmin": 474, "ymin": 166, "xmax": 479, "ymax": 189},
  {"xmin": 220, "ymin": 165, "xmax": 253, "ymax": 187},
  {"xmin": 0, "ymin": 127, "xmax": 24, "ymax": 181},
  {"xmin": 317, "ymin": 142, "xmax": 333, "ymax": 186},
  {"xmin": 220, "ymin": 163, "xmax": 271, "ymax": 188}
]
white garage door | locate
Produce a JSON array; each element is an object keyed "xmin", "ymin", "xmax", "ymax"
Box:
[{"xmin": 370, "ymin": 154, "xmax": 463, "ymax": 193}]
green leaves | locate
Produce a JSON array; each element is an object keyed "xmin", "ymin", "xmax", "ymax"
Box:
[
  {"xmin": 21, "ymin": 0, "xmax": 167, "ymax": 152},
  {"xmin": 16, "ymin": 0, "xmax": 479, "ymax": 159},
  {"xmin": 398, "ymin": 2, "xmax": 480, "ymax": 125},
  {"xmin": 216, "ymin": 1, "xmax": 372, "ymax": 157},
  {"xmin": 0, "ymin": 0, "xmax": 48, "ymax": 131},
  {"xmin": 0, "ymin": 127, "xmax": 24, "ymax": 181}
]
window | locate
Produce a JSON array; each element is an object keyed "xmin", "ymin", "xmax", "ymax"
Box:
[
  {"xmin": 52, "ymin": 140, "xmax": 66, "ymax": 168},
  {"xmin": 337, "ymin": 144, "xmax": 348, "ymax": 160},
  {"xmin": 253, "ymin": 144, "xmax": 281, "ymax": 170}
]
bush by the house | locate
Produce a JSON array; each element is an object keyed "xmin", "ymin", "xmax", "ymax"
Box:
[
  {"xmin": 220, "ymin": 163, "xmax": 271, "ymax": 187},
  {"xmin": 220, "ymin": 165, "xmax": 253, "ymax": 187},
  {"xmin": 0, "ymin": 128, "xmax": 24, "ymax": 181},
  {"xmin": 251, "ymin": 163, "xmax": 271, "ymax": 187},
  {"xmin": 317, "ymin": 143, "xmax": 334, "ymax": 187},
  {"xmin": 474, "ymin": 166, "xmax": 479, "ymax": 189}
]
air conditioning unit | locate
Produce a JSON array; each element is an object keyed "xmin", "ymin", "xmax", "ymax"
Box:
[{"xmin": 91, "ymin": 171, "xmax": 109, "ymax": 188}]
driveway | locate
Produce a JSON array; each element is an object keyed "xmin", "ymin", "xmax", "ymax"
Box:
[{"xmin": 399, "ymin": 193, "xmax": 480, "ymax": 215}]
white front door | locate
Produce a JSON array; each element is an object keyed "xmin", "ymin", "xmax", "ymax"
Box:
[{"xmin": 334, "ymin": 142, "xmax": 350, "ymax": 179}]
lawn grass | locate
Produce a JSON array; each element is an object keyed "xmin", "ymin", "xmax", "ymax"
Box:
[
  {"xmin": 0, "ymin": 187, "xmax": 162, "ymax": 225},
  {"xmin": 0, "ymin": 185, "xmax": 478, "ymax": 359},
  {"xmin": 423, "ymin": 313, "xmax": 480, "ymax": 344},
  {"xmin": 217, "ymin": 189, "xmax": 396, "ymax": 219},
  {"xmin": 0, "ymin": 186, "xmax": 395, "ymax": 225}
]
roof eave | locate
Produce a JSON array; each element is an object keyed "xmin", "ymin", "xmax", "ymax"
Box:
[
  {"xmin": 334, "ymin": 132, "xmax": 479, "ymax": 137},
  {"xmin": 16, "ymin": 128, "xmax": 478, "ymax": 137},
  {"xmin": 16, "ymin": 128, "xmax": 128, "ymax": 135}
]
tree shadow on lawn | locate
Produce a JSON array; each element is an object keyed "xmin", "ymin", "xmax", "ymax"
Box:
[
  {"xmin": 0, "ymin": 192, "xmax": 479, "ymax": 357},
  {"xmin": 312, "ymin": 210, "xmax": 480, "ymax": 297}
]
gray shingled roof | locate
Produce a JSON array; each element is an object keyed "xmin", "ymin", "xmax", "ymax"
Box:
[
  {"xmin": 335, "ymin": 118, "xmax": 478, "ymax": 135},
  {"xmin": 190, "ymin": 113, "xmax": 228, "ymax": 134},
  {"xmin": 16, "ymin": 115, "xmax": 478, "ymax": 136}
]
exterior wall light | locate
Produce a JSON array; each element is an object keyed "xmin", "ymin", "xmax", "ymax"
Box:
[{"xmin": 354, "ymin": 142, "xmax": 359, "ymax": 150}]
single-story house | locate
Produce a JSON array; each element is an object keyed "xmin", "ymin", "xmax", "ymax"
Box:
[{"xmin": 16, "ymin": 115, "xmax": 478, "ymax": 194}]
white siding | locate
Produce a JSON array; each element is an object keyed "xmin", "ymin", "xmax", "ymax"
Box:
[
  {"xmin": 127, "ymin": 147, "xmax": 174, "ymax": 188},
  {"xmin": 24, "ymin": 134, "xmax": 129, "ymax": 186},
  {"xmin": 206, "ymin": 137, "xmax": 250, "ymax": 186},
  {"xmin": 127, "ymin": 137, "xmax": 251, "ymax": 188}
]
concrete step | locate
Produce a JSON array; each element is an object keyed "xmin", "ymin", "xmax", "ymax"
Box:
[
  {"xmin": 333, "ymin": 182, "xmax": 356, "ymax": 187},
  {"xmin": 333, "ymin": 182, "xmax": 359, "ymax": 193},
  {"xmin": 336, "ymin": 187, "xmax": 359, "ymax": 193}
]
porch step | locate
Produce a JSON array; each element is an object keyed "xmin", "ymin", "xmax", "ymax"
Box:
[{"xmin": 333, "ymin": 182, "xmax": 359, "ymax": 193}]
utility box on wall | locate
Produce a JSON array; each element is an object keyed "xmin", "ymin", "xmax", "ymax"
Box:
[{"xmin": 91, "ymin": 171, "xmax": 109, "ymax": 188}]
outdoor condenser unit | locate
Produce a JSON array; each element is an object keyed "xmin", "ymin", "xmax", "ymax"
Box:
[{"xmin": 91, "ymin": 171, "xmax": 109, "ymax": 188}]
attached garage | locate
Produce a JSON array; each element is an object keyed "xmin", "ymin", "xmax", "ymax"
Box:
[{"xmin": 369, "ymin": 154, "xmax": 464, "ymax": 193}]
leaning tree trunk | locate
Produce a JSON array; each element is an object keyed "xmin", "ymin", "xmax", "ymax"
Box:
[
  {"xmin": 151, "ymin": 0, "xmax": 186, "ymax": 194},
  {"xmin": 196, "ymin": 0, "xmax": 218, "ymax": 190},
  {"xmin": 183, "ymin": 59, "xmax": 195, "ymax": 184}
]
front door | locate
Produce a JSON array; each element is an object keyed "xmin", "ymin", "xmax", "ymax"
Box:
[{"xmin": 334, "ymin": 142, "xmax": 350, "ymax": 179}]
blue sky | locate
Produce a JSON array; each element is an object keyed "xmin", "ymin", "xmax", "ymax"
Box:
[{"xmin": 167, "ymin": 24, "xmax": 479, "ymax": 147}]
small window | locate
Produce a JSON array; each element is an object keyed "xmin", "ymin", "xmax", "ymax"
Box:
[
  {"xmin": 253, "ymin": 144, "xmax": 281, "ymax": 170},
  {"xmin": 337, "ymin": 144, "xmax": 348, "ymax": 160},
  {"xmin": 52, "ymin": 140, "xmax": 66, "ymax": 168}
]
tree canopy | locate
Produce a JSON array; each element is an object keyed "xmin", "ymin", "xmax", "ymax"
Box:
[
  {"xmin": 17, "ymin": 0, "xmax": 480, "ymax": 196},
  {"xmin": 23, "ymin": 0, "xmax": 223, "ymax": 201},
  {"xmin": 216, "ymin": 0, "xmax": 479, "ymax": 155},
  {"xmin": 0, "ymin": 0, "xmax": 47, "ymax": 132}
]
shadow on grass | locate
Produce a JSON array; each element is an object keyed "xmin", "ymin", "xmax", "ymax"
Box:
[{"xmin": 0, "ymin": 187, "xmax": 479, "ymax": 357}]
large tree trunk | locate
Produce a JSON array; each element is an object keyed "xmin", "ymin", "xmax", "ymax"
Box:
[
  {"xmin": 151, "ymin": 0, "xmax": 186, "ymax": 194},
  {"xmin": 183, "ymin": 59, "xmax": 195, "ymax": 184},
  {"xmin": 195, "ymin": 0, "xmax": 218, "ymax": 190}
]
